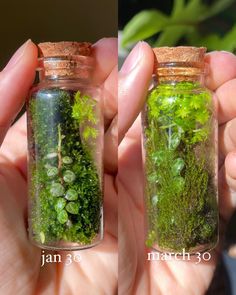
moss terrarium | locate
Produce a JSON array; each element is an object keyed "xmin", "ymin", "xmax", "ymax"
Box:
[
  {"xmin": 142, "ymin": 47, "xmax": 219, "ymax": 254},
  {"xmin": 27, "ymin": 42, "xmax": 103, "ymax": 250}
]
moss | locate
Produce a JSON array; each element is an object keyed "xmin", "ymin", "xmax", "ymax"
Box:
[
  {"xmin": 28, "ymin": 88, "xmax": 102, "ymax": 246},
  {"xmin": 144, "ymin": 82, "xmax": 218, "ymax": 252}
]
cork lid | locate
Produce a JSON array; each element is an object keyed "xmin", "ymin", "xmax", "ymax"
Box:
[
  {"xmin": 37, "ymin": 41, "xmax": 93, "ymax": 78},
  {"xmin": 153, "ymin": 46, "xmax": 206, "ymax": 64},
  {"xmin": 38, "ymin": 41, "xmax": 92, "ymax": 57},
  {"xmin": 152, "ymin": 46, "xmax": 207, "ymax": 82}
]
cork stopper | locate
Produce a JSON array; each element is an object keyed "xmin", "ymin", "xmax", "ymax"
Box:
[
  {"xmin": 37, "ymin": 42, "xmax": 93, "ymax": 79},
  {"xmin": 38, "ymin": 42, "xmax": 92, "ymax": 57},
  {"xmin": 153, "ymin": 46, "xmax": 206, "ymax": 64},
  {"xmin": 153, "ymin": 46, "xmax": 207, "ymax": 82}
]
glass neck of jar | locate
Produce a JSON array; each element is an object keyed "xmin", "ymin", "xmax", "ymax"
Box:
[
  {"xmin": 155, "ymin": 62, "xmax": 206, "ymax": 85},
  {"xmin": 37, "ymin": 55, "xmax": 94, "ymax": 82}
]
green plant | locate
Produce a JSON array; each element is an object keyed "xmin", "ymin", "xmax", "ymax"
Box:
[
  {"xmin": 28, "ymin": 89, "xmax": 102, "ymax": 246},
  {"xmin": 144, "ymin": 82, "xmax": 218, "ymax": 252},
  {"xmin": 122, "ymin": 0, "xmax": 236, "ymax": 51},
  {"xmin": 72, "ymin": 91, "xmax": 99, "ymax": 140}
]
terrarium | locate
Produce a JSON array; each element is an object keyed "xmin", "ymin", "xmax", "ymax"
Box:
[
  {"xmin": 27, "ymin": 42, "xmax": 103, "ymax": 250},
  {"xmin": 142, "ymin": 46, "xmax": 219, "ymax": 254}
]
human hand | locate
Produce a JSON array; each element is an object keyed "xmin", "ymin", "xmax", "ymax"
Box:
[
  {"xmin": 0, "ymin": 38, "xmax": 117, "ymax": 295},
  {"xmin": 118, "ymin": 42, "xmax": 236, "ymax": 295}
]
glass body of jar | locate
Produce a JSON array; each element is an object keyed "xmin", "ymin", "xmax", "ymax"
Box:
[
  {"xmin": 142, "ymin": 58, "xmax": 219, "ymax": 254},
  {"xmin": 27, "ymin": 51, "xmax": 104, "ymax": 250}
]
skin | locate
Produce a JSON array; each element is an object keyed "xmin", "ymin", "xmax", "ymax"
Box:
[
  {"xmin": 119, "ymin": 42, "xmax": 236, "ymax": 295},
  {"xmin": 2, "ymin": 38, "xmax": 236, "ymax": 295},
  {"xmin": 0, "ymin": 38, "xmax": 117, "ymax": 295}
]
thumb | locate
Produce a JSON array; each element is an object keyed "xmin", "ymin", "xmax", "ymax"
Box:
[
  {"xmin": 118, "ymin": 41, "xmax": 154, "ymax": 143},
  {"xmin": 0, "ymin": 40, "xmax": 38, "ymax": 145}
]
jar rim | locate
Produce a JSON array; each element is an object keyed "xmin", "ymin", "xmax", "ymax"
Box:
[
  {"xmin": 37, "ymin": 55, "xmax": 94, "ymax": 71},
  {"xmin": 155, "ymin": 61, "xmax": 209, "ymax": 79},
  {"xmin": 157, "ymin": 61, "xmax": 205, "ymax": 68},
  {"xmin": 36, "ymin": 55, "xmax": 94, "ymax": 80}
]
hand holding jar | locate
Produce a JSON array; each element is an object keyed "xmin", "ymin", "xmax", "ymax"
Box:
[
  {"xmin": 119, "ymin": 42, "xmax": 236, "ymax": 294},
  {"xmin": 0, "ymin": 38, "xmax": 117, "ymax": 295}
]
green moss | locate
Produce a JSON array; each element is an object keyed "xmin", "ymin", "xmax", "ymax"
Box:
[
  {"xmin": 144, "ymin": 82, "xmax": 218, "ymax": 252},
  {"xmin": 72, "ymin": 91, "xmax": 98, "ymax": 140},
  {"xmin": 28, "ymin": 88, "xmax": 102, "ymax": 246}
]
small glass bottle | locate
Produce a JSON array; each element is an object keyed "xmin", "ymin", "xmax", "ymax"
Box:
[
  {"xmin": 27, "ymin": 42, "xmax": 103, "ymax": 250},
  {"xmin": 142, "ymin": 46, "xmax": 218, "ymax": 254}
]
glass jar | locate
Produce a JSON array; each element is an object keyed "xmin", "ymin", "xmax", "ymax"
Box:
[
  {"xmin": 27, "ymin": 42, "xmax": 103, "ymax": 250},
  {"xmin": 142, "ymin": 47, "xmax": 218, "ymax": 254}
]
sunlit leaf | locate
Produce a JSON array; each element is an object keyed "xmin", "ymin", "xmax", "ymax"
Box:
[
  {"xmin": 197, "ymin": 24, "xmax": 236, "ymax": 51},
  {"xmin": 221, "ymin": 24, "xmax": 236, "ymax": 51},
  {"xmin": 122, "ymin": 10, "xmax": 169, "ymax": 47},
  {"xmin": 121, "ymin": 0, "xmax": 235, "ymax": 49},
  {"xmin": 176, "ymin": 0, "xmax": 208, "ymax": 22},
  {"xmin": 172, "ymin": 0, "xmax": 185, "ymax": 17},
  {"xmin": 154, "ymin": 25, "xmax": 193, "ymax": 47}
]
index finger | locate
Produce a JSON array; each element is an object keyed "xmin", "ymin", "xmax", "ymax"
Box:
[{"xmin": 0, "ymin": 40, "xmax": 37, "ymax": 145}]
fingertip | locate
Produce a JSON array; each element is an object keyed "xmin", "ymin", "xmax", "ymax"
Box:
[
  {"xmin": 140, "ymin": 41, "xmax": 154, "ymax": 57},
  {"xmin": 119, "ymin": 41, "xmax": 153, "ymax": 77},
  {"xmin": 205, "ymin": 51, "xmax": 236, "ymax": 91},
  {"xmin": 205, "ymin": 50, "xmax": 236, "ymax": 61},
  {"xmin": 4, "ymin": 40, "xmax": 38, "ymax": 97},
  {"xmin": 0, "ymin": 40, "xmax": 38, "ymax": 137},
  {"xmin": 27, "ymin": 40, "xmax": 39, "ymax": 59},
  {"xmin": 93, "ymin": 37, "xmax": 118, "ymax": 51},
  {"xmin": 20, "ymin": 40, "xmax": 38, "ymax": 69},
  {"xmin": 92, "ymin": 37, "xmax": 118, "ymax": 84},
  {"xmin": 118, "ymin": 42, "xmax": 153, "ymax": 143},
  {"xmin": 140, "ymin": 41, "xmax": 154, "ymax": 72},
  {"xmin": 3, "ymin": 40, "xmax": 38, "ymax": 73},
  {"xmin": 92, "ymin": 37, "xmax": 118, "ymax": 62}
]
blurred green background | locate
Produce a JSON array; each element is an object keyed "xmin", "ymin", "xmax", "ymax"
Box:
[
  {"xmin": 0, "ymin": 0, "xmax": 117, "ymax": 69},
  {"xmin": 119, "ymin": 0, "xmax": 236, "ymax": 51}
]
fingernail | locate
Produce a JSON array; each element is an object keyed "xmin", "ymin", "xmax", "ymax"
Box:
[
  {"xmin": 4, "ymin": 39, "xmax": 32, "ymax": 72},
  {"xmin": 120, "ymin": 42, "xmax": 143, "ymax": 75}
]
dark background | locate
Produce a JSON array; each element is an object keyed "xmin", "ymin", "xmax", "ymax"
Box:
[{"xmin": 0, "ymin": 0, "xmax": 117, "ymax": 69}]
